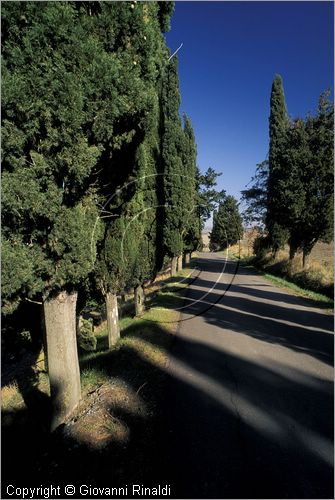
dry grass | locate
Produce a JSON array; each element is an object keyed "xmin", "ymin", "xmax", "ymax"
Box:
[
  {"xmin": 65, "ymin": 380, "xmax": 145, "ymax": 449},
  {"xmin": 1, "ymin": 261, "xmax": 194, "ymax": 452},
  {"xmin": 62, "ymin": 271, "xmax": 188, "ymax": 450},
  {"xmin": 1, "ymin": 382, "xmax": 24, "ymax": 412},
  {"xmin": 229, "ymin": 239, "xmax": 334, "ymax": 300},
  {"xmin": 234, "ymin": 238, "xmax": 333, "ymax": 271}
]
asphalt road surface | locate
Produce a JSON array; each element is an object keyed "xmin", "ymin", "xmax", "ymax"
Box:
[{"xmin": 158, "ymin": 252, "xmax": 334, "ymax": 499}]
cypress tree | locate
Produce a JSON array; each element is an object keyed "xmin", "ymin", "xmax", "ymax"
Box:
[
  {"xmin": 209, "ymin": 209, "xmax": 220, "ymax": 251},
  {"xmin": 161, "ymin": 57, "xmax": 185, "ymax": 276},
  {"xmin": 1, "ymin": 2, "xmax": 104, "ymax": 429},
  {"xmin": 94, "ymin": 1, "xmax": 171, "ymax": 321},
  {"xmin": 267, "ymin": 74, "xmax": 290, "ymax": 254},
  {"xmin": 274, "ymin": 119, "xmax": 310, "ymax": 259},
  {"xmin": 181, "ymin": 114, "xmax": 201, "ymax": 264},
  {"xmin": 1, "ymin": 0, "xmax": 173, "ymax": 427},
  {"xmin": 127, "ymin": 139, "xmax": 160, "ymax": 317},
  {"xmin": 272, "ymin": 93, "xmax": 334, "ymax": 265},
  {"xmin": 157, "ymin": 1, "xmax": 175, "ymax": 32},
  {"xmin": 241, "ymin": 160, "xmax": 269, "ymax": 228},
  {"xmin": 300, "ymin": 91, "xmax": 334, "ymax": 265},
  {"xmin": 209, "ymin": 195, "xmax": 243, "ymax": 251},
  {"xmin": 95, "ymin": 217, "xmax": 126, "ymax": 348}
]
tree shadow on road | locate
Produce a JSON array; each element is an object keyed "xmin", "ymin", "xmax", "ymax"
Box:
[
  {"xmin": 177, "ymin": 266, "xmax": 333, "ymax": 367},
  {"xmin": 2, "ymin": 309, "xmax": 334, "ymax": 499},
  {"xmin": 2, "ymin": 256, "xmax": 334, "ymax": 499}
]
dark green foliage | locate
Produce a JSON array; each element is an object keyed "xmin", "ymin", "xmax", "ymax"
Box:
[
  {"xmin": 161, "ymin": 57, "xmax": 185, "ymax": 258},
  {"xmin": 241, "ymin": 160, "xmax": 269, "ymax": 227},
  {"xmin": 127, "ymin": 140, "xmax": 160, "ymax": 288},
  {"xmin": 273, "ymin": 118, "xmax": 311, "ymax": 256},
  {"xmin": 84, "ymin": 2, "xmax": 170, "ymax": 297},
  {"xmin": 210, "ymin": 195, "xmax": 243, "ymax": 251},
  {"xmin": 158, "ymin": 1, "xmax": 175, "ymax": 32},
  {"xmin": 266, "ymin": 74, "xmax": 290, "ymax": 251},
  {"xmin": 1, "ymin": 2, "xmax": 103, "ymax": 312},
  {"xmin": 271, "ymin": 92, "xmax": 334, "ymax": 260},
  {"xmin": 302, "ymin": 91, "xmax": 334, "ymax": 252},
  {"xmin": 96, "ymin": 217, "xmax": 128, "ymax": 296},
  {"xmin": 246, "ymin": 78, "xmax": 333, "ymax": 264},
  {"xmin": 253, "ymin": 234, "xmax": 272, "ymax": 259},
  {"xmin": 182, "ymin": 114, "xmax": 202, "ymax": 253},
  {"xmin": 1, "ymin": 0, "xmax": 197, "ymax": 317},
  {"xmin": 77, "ymin": 318, "xmax": 96, "ymax": 352},
  {"xmin": 198, "ymin": 167, "xmax": 226, "ymax": 224}
]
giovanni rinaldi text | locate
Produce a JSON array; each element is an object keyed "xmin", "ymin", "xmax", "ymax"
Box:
[{"xmin": 6, "ymin": 484, "xmax": 172, "ymax": 498}]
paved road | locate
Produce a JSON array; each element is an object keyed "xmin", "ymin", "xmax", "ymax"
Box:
[{"xmin": 158, "ymin": 253, "xmax": 333, "ymax": 499}]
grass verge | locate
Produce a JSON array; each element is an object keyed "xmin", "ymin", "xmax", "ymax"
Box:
[
  {"xmin": 228, "ymin": 252, "xmax": 334, "ymax": 309},
  {"xmin": 2, "ymin": 260, "xmax": 197, "ymax": 486}
]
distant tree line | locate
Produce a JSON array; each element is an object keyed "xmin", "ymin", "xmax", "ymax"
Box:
[
  {"xmin": 2, "ymin": 2, "xmax": 221, "ymax": 430},
  {"xmin": 242, "ymin": 74, "xmax": 334, "ymax": 267}
]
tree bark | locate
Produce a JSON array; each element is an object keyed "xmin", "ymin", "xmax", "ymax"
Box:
[
  {"xmin": 40, "ymin": 305, "xmax": 48, "ymax": 372},
  {"xmin": 106, "ymin": 292, "xmax": 120, "ymax": 348},
  {"xmin": 289, "ymin": 245, "xmax": 297, "ymax": 261},
  {"xmin": 184, "ymin": 253, "xmax": 191, "ymax": 266},
  {"xmin": 44, "ymin": 290, "xmax": 81, "ymax": 431},
  {"xmin": 134, "ymin": 285, "xmax": 145, "ymax": 316},
  {"xmin": 171, "ymin": 256, "xmax": 177, "ymax": 277},
  {"xmin": 177, "ymin": 254, "xmax": 183, "ymax": 272}
]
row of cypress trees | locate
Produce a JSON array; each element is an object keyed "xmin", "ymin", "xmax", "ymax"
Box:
[
  {"xmin": 2, "ymin": 2, "xmax": 202, "ymax": 430},
  {"xmin": 242, "ymin": 74, "xmax": 334, "ymax": 266}
]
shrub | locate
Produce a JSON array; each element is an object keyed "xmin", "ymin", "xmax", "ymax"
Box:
[
  {"xmin": 253, "ymin": 235, "xmax": 271, "ymax": 259},
  {"xmin": 77, "ymin": 318, "xmax": 97, "ymax": 352}
]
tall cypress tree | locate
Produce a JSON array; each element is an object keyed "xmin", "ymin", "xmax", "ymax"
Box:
[
  {"xmin": 301, "ymin": 91, "xmax": 334, "ymax": 264},
  {"xmin": 93, "ymin": 1, "xmax": 171, "ymax": 335},
  {"xmin": 209, "ymin": 195, "xmax": 243, "ymax": 251},
  {"xmin": 266, "ymin": 74, "xmax": 290, "ymax": 254},
  {"xmin": 161, "ymin": 57, "xmax": 185, "ymax": 276},
  {"xmin": 272, "ymin": 93, "xmax": 334, "ymax": 264},
  {"xmin": 274, "ymin": 119, "xmax": 310, "ymax": 259},
  {"xmin": 181, "ymin": 114, "xmax": 201, "ymax": 263},
  {"xmin": 133, "ymin": 144, "xmax": 160, "ymax": 315},
  {"xmin": 1, "ymin": 2, "xmax": 104, "ymax": 429},
  {"xmin": 1, "ymin": 0, "xmax": 174, "ymax": 428}
]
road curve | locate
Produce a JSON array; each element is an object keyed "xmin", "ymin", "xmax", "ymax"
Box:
[{"xmin": 158, "ymin": 252, "xmax": 333, "ymax": 499}]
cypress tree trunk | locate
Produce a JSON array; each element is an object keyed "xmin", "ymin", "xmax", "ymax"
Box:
[
  {"xmin": 76, "ymin": 314, "xmax": 83, "ymax": 334},
  {"xmin": 171, "ymin": 256, "xmax": 177, "ymax": 277},
  {"xmin": 44, "ymin": 290, "xmax": 81, "ymax": 431},
  {"xmin": 40, "ymin": 306, "xmax": 48, "ymax": 372},
  {"xmin": 177, "ymin": 254, "xmax": 183, "ymax": 272},
  {"xmin": 289, "ymin": 244, "xmax": 297, "ymax": 261},
  {"xmin": 106, "ymin": 292, "xmax": 120, "ymax": 348},
  {"xmin": 184, "ymin": 253, "xmax": 190, "ymax": 265},
  {"xmin": 134, "ymin": 285, "xmax": 145, "ymax": 316}
]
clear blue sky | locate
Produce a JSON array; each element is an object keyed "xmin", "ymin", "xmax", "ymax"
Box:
[{"xmin": 165, "ymin": 0, "xmax": 334, "ymax": 215}]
